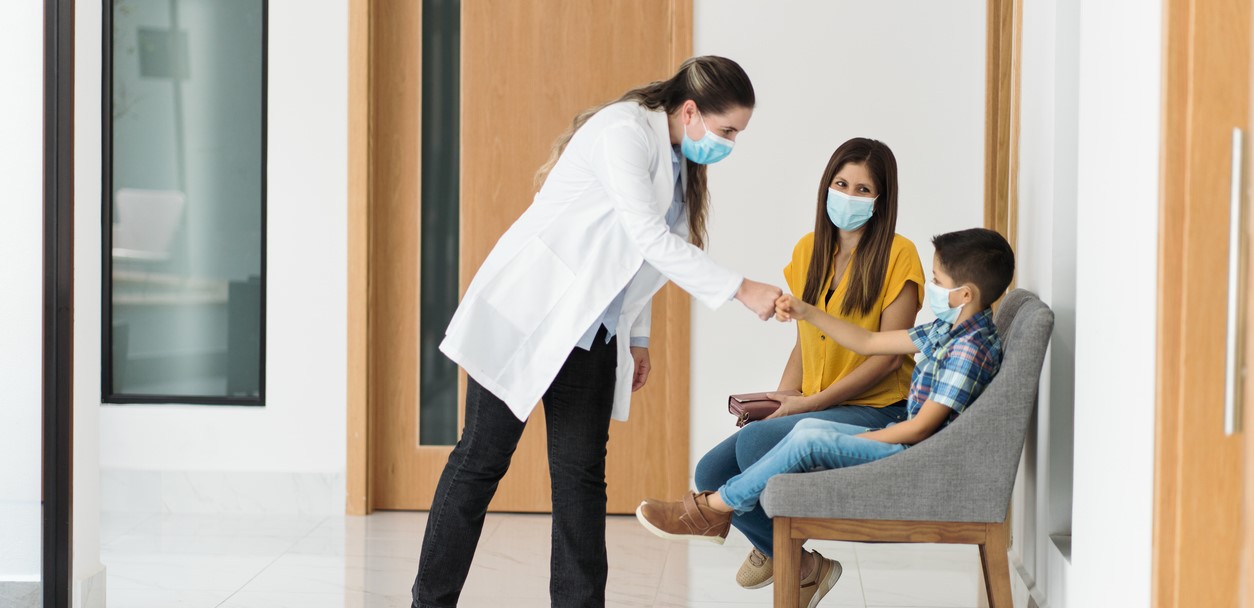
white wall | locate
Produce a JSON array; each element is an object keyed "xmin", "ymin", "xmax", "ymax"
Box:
[
  {"xmin": 0, "ymin": 0, "xmax": 48, "ymax": 583},
  {"xmin": 75, "ymin": 5, "xmax": 106, "ymax": 603},
  {"xmin": 690, "ymin": 0, "xmax": 986, "ymax": 474},
  {"xmin": 1069, "ymin": 1, "xmax": 1161, "ymax": 605},
  {"xmin": 97, "ymin": 0, "xmax": 349, "ymax": 514},
  {"xmin": 1011, "ymin": 0, "xmax": 1080, "ymax": 604}
]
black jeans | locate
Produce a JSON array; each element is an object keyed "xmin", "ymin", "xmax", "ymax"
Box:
[{"xmin": 412, "ymin": 330, "xmax": 617, "ymax": 608}]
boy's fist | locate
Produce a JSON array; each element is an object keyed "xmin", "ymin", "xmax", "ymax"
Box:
[{"xmin": 775, "ymin": 294, "xmax": 812, "ymax": 322}]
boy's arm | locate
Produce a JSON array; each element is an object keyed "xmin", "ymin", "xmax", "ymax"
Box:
[
  {"xmin": 857, "ymin": 401, "xmax": 951, "ymax": 445},
  {"xmin": 775, "ymin": 294, "xmax": 918, "ymax": 356}
]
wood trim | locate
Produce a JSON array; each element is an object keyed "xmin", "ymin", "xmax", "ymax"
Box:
[
  {"xmin": 1153, "ymin": 0, "xmax": 1189, "ymax": 598},
  {"xmin": 984, "ymin": 0, "xmax": 1020, "ymax": 247},
  {"xmin": 346, "ymin": 0, "xmax": 370, "ymax": 516},
  {"xmin": 670, "ymin": 0, "xmax": 692, "ymax": 67}
]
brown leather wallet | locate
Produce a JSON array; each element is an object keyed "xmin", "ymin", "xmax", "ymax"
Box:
[{"xmin": 728, "ymin": 392, "xmax": 782, "ymax": 427}]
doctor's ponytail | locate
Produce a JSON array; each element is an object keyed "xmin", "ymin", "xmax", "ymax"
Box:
[{"xmin": 534, "ymin": 56, "xmax": 755, "ymax": 250}]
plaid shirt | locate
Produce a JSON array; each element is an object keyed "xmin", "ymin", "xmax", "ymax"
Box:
[{"xmin": 905, "ymin": 308, "xmax": 1002, "ymax": 424}]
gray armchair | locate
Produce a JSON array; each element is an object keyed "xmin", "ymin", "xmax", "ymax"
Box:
[{"xmin": 761, "ymin": 289, "xmax": 1055, "ymax": 608}]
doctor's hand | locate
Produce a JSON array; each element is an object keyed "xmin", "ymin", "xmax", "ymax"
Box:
[
  {"xmin": 736, "ymin": 279, "xmax": 784, "ymax": 321},
  {"xmin": 630, "ymin": 347, "xmax": 651, "ymax": 392}
]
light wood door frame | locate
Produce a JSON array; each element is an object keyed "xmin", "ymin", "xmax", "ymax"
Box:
[
  {"xmin": 985, "ymin": 0, "xmax": 1022, "ymax": 247},
  {"xmin": 1155, "ymin": 0, "xmax": 1252, "ymax": 604}
]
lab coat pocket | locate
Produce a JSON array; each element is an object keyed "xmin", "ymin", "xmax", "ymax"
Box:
[{"xmin": 481, "ymin": 237, "xmax": 576, "ymax": 337}]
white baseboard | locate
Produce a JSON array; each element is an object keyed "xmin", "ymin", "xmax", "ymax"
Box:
[
  {"xmin": 74, "ymin": 566, "xmax": 106, "ymax": 608},
  {"xmin": 1011, "ymin": 552, "xmax": 1051, "ymax": 608},
  {"xmin": 101, "ymin": 469, "xmax": 345, "ymax": 515},
  {"xmin": 0, "ymin": 580, "xmax": 40, "ymax": 608}
]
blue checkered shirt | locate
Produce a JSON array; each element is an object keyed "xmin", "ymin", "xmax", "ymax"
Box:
[{"xmin": 904, "ymin": 308, "xmax": 1002, "ymax": 424}]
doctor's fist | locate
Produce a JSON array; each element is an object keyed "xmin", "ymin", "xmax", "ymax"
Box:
[
  {"xmin": 736, "ymin": 279, "xmax": 784, "ymax": 321},
  {"xmin": 630, "ymin": 347, "xmax": 651, "ymax": 392}
]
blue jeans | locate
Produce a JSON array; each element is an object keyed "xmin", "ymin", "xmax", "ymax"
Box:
[
  {"xmin": 717, "ymin": 419, "xmax": 906, "ymax": 513},
  {"xmin": 694, "ymin": 402, "xmax": 905, "ymax": 556}
]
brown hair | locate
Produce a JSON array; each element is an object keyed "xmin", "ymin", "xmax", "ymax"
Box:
[
  {"xmin": 534, "ymin": 55, "xmax": 755, "ymax": 249},
  {"xmin": 932, "ymin": 228, "xmax": 1016, "ymax": 309},
  {"xmin": 801, "ymin": 138, "xmax": 900, "ymax": 317}
]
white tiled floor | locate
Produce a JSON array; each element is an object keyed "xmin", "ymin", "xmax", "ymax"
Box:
[{"xmin": 100, "ymin": 511, "xmax": 989, "ymax": 608}]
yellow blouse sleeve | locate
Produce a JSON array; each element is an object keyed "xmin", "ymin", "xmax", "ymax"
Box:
[{"xmin": 881, "ymin": 236, "xmax": 926, "ymax": 313}]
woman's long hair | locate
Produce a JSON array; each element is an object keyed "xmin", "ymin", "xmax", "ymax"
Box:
[
  {"xmin": 534, "ymin": 56, "xmax": 755, "ymax": 249},
  {"xmin": 801, "ymin": 138, "xmax": 900, "ymax": 317}
]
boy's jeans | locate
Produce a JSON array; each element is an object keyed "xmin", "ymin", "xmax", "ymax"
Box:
[{"xmin": 717, "ymin": 419, "xmax": 906, "ymax": 514}]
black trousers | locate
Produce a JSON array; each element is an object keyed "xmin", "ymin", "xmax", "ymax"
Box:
[{"xmin": 412, "ymin": 330, "xmax": 617, "ymax": 608}]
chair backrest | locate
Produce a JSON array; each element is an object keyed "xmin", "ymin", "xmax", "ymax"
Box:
[{"xmin": 761, "ymin": 289, "xmax": 1055, "ymax": 523}]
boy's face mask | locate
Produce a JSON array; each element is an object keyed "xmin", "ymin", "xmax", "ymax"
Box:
[{"xmin": 926, "ymin": 281, "xmax": 966, "ymax": 324}]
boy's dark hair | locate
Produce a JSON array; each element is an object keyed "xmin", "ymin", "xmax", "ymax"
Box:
[{"xmin": 931, "ymin": 228, "xmax": 1015, "ymax": 309}]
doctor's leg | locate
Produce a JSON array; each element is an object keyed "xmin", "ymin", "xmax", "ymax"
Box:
[
  {"xmin": 542, "ymin": 331, "xmax": 617, "ymax": 607},
  {"xmin": 412, "ymin": 375, "xmax": 528, "ymax": 608}
]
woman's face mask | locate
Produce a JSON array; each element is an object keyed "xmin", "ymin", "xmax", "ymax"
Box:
[
  {"xmin": 680, "ymin": 111, "xmax": 734, "ymax": 165},
  {"xmin": 826, "ymin": 188, "xmax": 877, "ymax": 231}
]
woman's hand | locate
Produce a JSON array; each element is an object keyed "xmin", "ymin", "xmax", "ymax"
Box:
[
  {"xmin": 631, "ymin": 347, "xmax": 651, "ymax": 392},
  {"xmin": 762, "ymin": 389, "xmax": 810, "ymax": 420},
  {"xmin": 737, "ymin": 279, "xmax": 784, "ymax": 320},
  {"xmin": 774, "ymin": 294, "xmax": 814, "ymax": 322}
]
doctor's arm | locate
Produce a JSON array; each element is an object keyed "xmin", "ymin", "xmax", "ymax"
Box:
[{"xmin": 592, "ymin": 124, "xmax": 780, "ymax": 319}]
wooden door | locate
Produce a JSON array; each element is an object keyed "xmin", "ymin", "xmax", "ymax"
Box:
[
  {"xmin": 363, "ymin": 0, "xmax": 694, "ymax": 515},
  {"xmin": 1155, "ymin": 0, "xmax": 1252, "ymax": 604}
]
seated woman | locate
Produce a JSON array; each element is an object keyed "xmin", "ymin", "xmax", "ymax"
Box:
[{"xmin": 688, "ymin": 137, "xmax": 923, "ymax": 603}]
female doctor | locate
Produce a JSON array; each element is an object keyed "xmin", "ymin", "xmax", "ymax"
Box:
[{"xmin": 411, "ymin": 55, "xmax": 781, "ymax": 608}]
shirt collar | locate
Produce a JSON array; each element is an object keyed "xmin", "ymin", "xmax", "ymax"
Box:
[{"xmin": 946, "ymin": 307, "xmax": 995, "ymax": 337}]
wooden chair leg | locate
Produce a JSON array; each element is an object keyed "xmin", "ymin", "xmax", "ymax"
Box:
[
  {"xmin": 978, "ymin": 521, "xmax": 1013, "ymax": 608},
  {"xmin": 774, "ymin": 516, "xmax": 804, "ymax": 607}
]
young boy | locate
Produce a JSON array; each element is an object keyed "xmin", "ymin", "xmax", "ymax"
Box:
[{"xmin": 635, "ymin": 228, "xmax": 1015, "ymax": 605}]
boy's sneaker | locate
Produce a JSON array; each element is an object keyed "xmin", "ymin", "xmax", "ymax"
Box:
[
  {"xmin": 800, "ymin": 550, "xmax": 842, "ymax": 608},
  {"xmin": 635, "ymin": 491, "xmax": 731, "ymax": 545},
  {"xmin": 736, "ymin": 548, "xmax": 773, "ymax": 589}
]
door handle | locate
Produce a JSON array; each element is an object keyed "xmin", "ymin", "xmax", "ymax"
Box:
[{"xmin": 1226, "ymin": 127, "xmax": 1246, "ymax": 436}]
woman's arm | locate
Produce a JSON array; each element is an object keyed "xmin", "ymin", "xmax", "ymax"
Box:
[
  {"xmin": 776, "ymin": 293, "xmax": 918, "ymax": 356},
  {"xmin": 767, "ymin": 283, "xmax": 918, "ymax": 417}
]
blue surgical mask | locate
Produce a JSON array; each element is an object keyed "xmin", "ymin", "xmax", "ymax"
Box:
[
  {"xmin": 925, "ymin": 281, "xmax": 965, "ymax": 325},
  {"xmin": 826, "ymin": 189, "xmax": 877, "ymax": 231},
  {"xmin": 680, "ymin": 112, "xmax": 734, "ymax": 164}
]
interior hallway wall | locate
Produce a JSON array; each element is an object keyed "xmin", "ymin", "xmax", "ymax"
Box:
[
  {"xmin": 0, "ymin": 0, "xmax": 50, "ymax": 589},
  {"xmin": 689, "ymin": 0, "xmax": 985, "ymax": 490},
  {"xmin": 1012, "ymin": 0, "xmax": 1080, "ymax": 604},
  {"xmin": 97, "ymin": 0, "xmax": 350, "ymax": 515},
  {"xmin": 1068, "ymin": 0, "xmax": 1161, "ymax": 604}
]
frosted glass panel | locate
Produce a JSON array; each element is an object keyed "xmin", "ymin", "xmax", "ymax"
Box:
[{"xmin": 107, "ymin": 0, "xmax": 265, "ymax": 403}]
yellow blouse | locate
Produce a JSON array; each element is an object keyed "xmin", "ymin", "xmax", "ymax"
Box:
[{"xmin": 783, "ymin": 233, "xmax": 925, "ymax": 406}]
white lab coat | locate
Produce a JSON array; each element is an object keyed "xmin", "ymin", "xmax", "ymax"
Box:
[{"xmin": 440, "ymin": 101, "xmax": 743, "ymax": 422}]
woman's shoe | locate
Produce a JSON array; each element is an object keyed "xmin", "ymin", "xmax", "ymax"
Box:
[
  {"xmin": 635, "ymin": 491, "xmax": 731, "ymax": 544},
  {"xmin": 736, "ymin": 548, "xmax": 773, "ymax": 589},
  {"xmin": 799, "ymin": 550, "xmax": 842, "ymax": 608}
]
